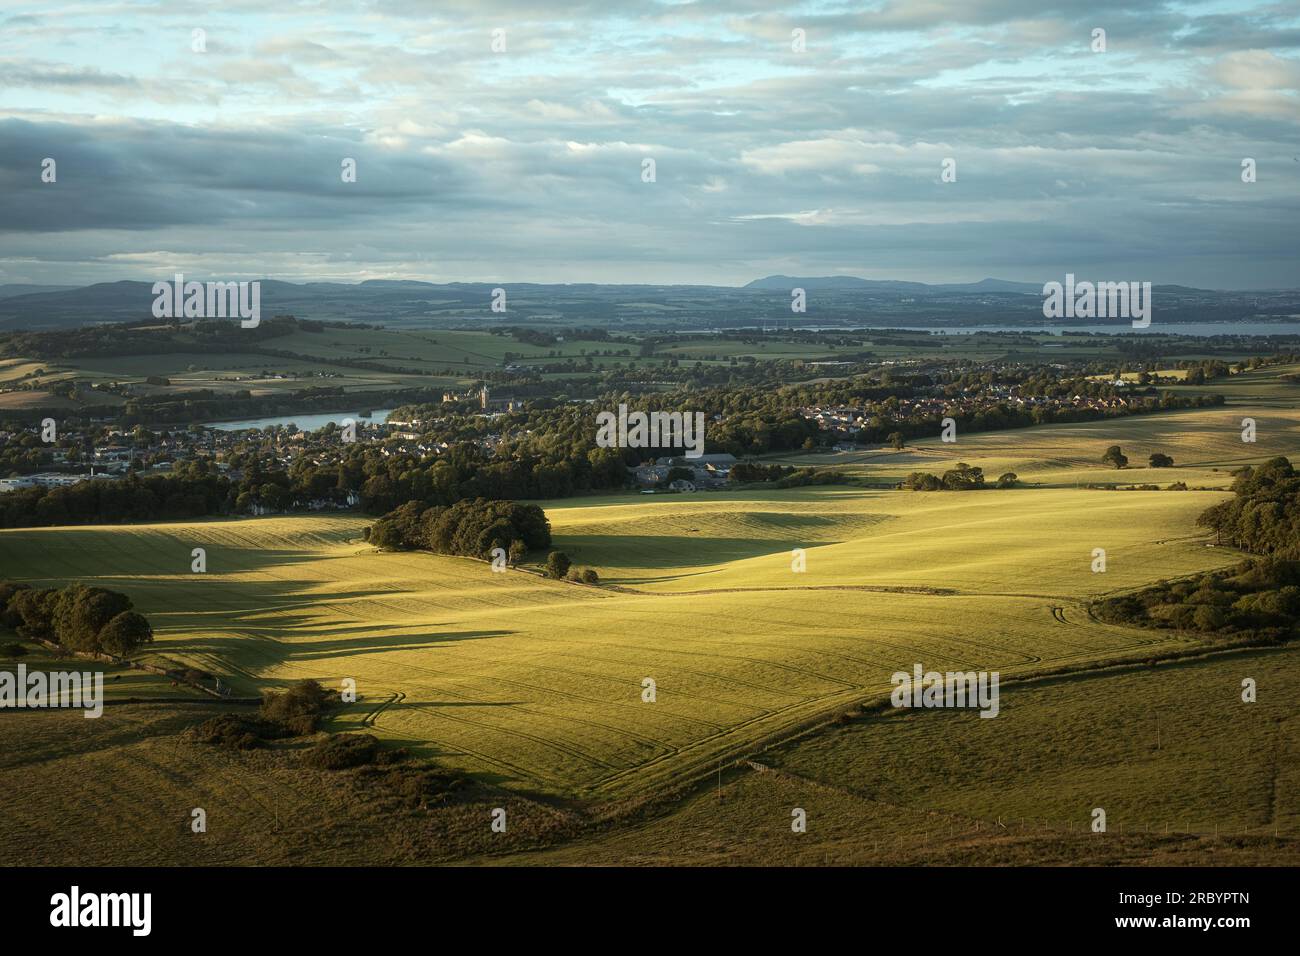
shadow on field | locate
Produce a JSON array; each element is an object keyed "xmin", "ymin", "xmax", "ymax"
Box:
[
  {"xmin": 284, "ymin": 629, "xmax": 513, "ymax": 660},
  {"xmin": 3, "ymin": 537, "xmax": 339, "ymax": 586},
  {"xmin": 141, "ymin": 581, "xmax": 389, "ymax": 621},
  {"xmin": 554, "ymin": 534, "xmax": 831, "ymax": 576}
]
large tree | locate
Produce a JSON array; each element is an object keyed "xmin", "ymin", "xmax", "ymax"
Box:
[{"xmin": 98, "ymin": 610, "xmax": 154, "ymax": 656}]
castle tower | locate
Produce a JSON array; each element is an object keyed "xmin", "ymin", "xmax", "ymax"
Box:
[{"xmin": 480, "ymin": 384, "xmax": 489, "ymax": 409}]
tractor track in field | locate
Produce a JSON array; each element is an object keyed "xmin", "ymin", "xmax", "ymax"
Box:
[
  {"xmin": 593, "ymin": 640, "xmax": 1296, "ymax": 806},
  {"xmin": 586, "ymin": 553, "xmax": 1298, "ymax": 799},
  {"xmin": 361, "ymin": 691, "xmax": 405, "ymax": 727}
]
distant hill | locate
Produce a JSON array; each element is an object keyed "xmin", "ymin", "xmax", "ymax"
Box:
[
  {"xmin": 0, "ymin": 284, "xmax": 77, "ymax": 300},
  {"xmin": 744, "ymin": 275, "xmax": 1042, "ymax": 294},
  {"xmin": 0, "ymin": 276, "xmax": 1289, "ymax": 332},
  {"xmin": 0, "ymin": 279, "xmax": 487, "ymax": 330}
]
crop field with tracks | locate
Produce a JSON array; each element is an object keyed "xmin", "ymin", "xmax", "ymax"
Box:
[
  {"xmin": 0, "ymin": 473, "xmax": 1255, "ymax": 799},
  {"xmin": 1, "ymin": 371, "xmax": 1297, "ymax": 864}
]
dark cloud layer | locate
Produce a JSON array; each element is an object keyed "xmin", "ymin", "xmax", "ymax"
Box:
[{"xmin": 0, "ymin": 0, "xmax": 1296, "ymax": 288}]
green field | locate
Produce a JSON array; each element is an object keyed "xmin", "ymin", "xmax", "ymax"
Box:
[
  {"xmin": 0, "ymin": 460, "xmax": 1251, "ymax": 800},
  {"xmin": 0, "ymin": 473, "xmax": 1266, "ymax": 797},
  {"xmin": 1, "ymin": 377, "xmax": 1297, "ymax": 864},
  {"xmin": 515, "ymin": 648, "xmax": 1300, "ymax": 866},
  {"xmin": 18, "ymin": 325, "xmax": 1286, "ymax": 413},
  {"xmin": 778, "ymin": 372, "xmax": 1300, "ymax": 491},
  {"xmin": 1, "ymin": 645, "xmax": 205, "ymax": 702}
]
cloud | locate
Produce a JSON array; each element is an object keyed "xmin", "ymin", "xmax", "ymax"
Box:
[{"xmin": 0, "ymin": 0, "xmax": 1296, "ymax": 288}]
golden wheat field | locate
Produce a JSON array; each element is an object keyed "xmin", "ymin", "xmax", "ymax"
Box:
[
  {"xmin": 0, "ymin": 483, "xmax": 1255, "ymax": 798},
  {"xmin": 1, "ymin": 377, "xmax": 1298, "ymax": 863}
]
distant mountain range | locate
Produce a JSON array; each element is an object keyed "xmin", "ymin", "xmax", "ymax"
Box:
[
  {"xmin": 0, "ymin": 277, "xmax": 1292, "ymax": 331},
  {"xmin": 743, "ymin": 275, "xmax": 1043, "ymax": 294},
  {"xmin": 0, "ymin": 284, "xmax": 77, "ymax": 300}
]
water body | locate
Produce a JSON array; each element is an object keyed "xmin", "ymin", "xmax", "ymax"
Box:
[
  {"xmin": 702, "ymin": 322, "xmax": 1300, "ymax": 337},
  {"xmin": 205, "ymin": 409, "xmax": 394, "ymax": 432},
  {"xmin": 914, "ymin": 322, "xmax": 1300, "ymax": 337}
]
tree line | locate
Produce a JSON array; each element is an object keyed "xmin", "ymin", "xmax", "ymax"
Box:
[
  {"xmin": 1196, "ymin": 457, "xmax": 1300, "ymax": 557},
  {"xmin": 902, "ymin": 463, "xmax": 1017, "ymax": 490},
  {"xmin": 365, "ymin": 498, "xmax": 552, "ymax": 560},
  {"xmin": 1095, "ymin": 457, "xmax": 1299, "ymax": 643},
  {"xmin": 0, "ymin": 582, "xmax": 154, "ymax": 655},
  {"xmin": 0, "ymin": 465, "xmax": 231, "ymax": 527}
]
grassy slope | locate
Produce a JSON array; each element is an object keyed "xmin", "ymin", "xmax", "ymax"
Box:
[
  {"xmin": 776, "ymin": 398, "xmax": 1300, "ymax": 491},
  {"xmin": 3, "ymin": 646, "xmax": 1293, "ymax": 866},
  {"xmin": 0, "ymin": 706, "xmax": 582, "ymax": 866},
  {"xmin": 1, "ymin": 369, "xmax": 1297, "ymax": 863},
  {"xmin": 544, "ymin": 486, "xmax": 1228, "ymax": 593},
  {"xmin": 499, "ymin": 644, "xmax": 1300, "ymax": 866},
  {"xmin": 1, "ymin": 645, "xmax": 206, "ymax": 701},
  {"xmin": 0, "ymin": 479, "xmax": 1256, "ymax": 799}
]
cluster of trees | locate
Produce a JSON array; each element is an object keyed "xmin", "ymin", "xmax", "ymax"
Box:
[
  {"xmin": 767, "ymin": 467, "xmax": 851, "ymax": 489},
  {"xmin": 354, "ymin": 443, "xmax": 631, "ymax": 514},
  {"xmin": 1178, "ymin": 359, "xmax": 1234, "ymax": 385},
  {"xmin": 365, "ymin": 499, "xmax": 603, "ymax": 583},
  {"xmin": 0, "ymin": 466, "xmax": 231, "ymax": 527},
  {"xmin": 1096, "ymin": 457, "xmax": 1300, "ymax": 643},
  {"xmin": 192, "ymin": 678, "xmax": 332, "ymax": 748},
  {"xmin": 1196, "ymin": 457, "xmax": 1300, "ymax": 557},
  {"xmin": 722, "ymin": 462, "xmax": 848, "ymax": 489},
  {"xmin": 1094, "ymin": 558, "xmax": 1299, "ymax": 643},
  {"xmin": 366, "ymin": 498, "xmax": 551, "ymax": 560},
  {"xmin": 1101, "ymin": 445, "xmax": 1173, "ymax": 469},
  {"xmin": 729, "ymin": 462, "xmax": 796, "ymax": 483},
  {"xmin": 543, "ymin": 551, "xmax": 599, "ymax": 584},
  {"xmin": 261, "ymin": 678, "xmax": 332, "ymax": 734},
  {"xmin": 902, "ymin": 464, "xmax": 1017, "ymax": 490},
  {"xmin": 0, "ymin": 581, "xmax": 153, "ymax": 655}
]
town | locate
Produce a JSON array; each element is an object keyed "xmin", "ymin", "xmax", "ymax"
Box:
[{"xmin": 0, "ymin": 354, "xmax": 1238, "ymax": 522}]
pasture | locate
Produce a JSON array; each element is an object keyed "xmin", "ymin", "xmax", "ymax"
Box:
[
  {"xmin": 774, "ymin": 377, "xmax": 1300, "ymax": 492},
  {"xmin": 514, "ymin": 642, "xmax": 1300, "ymax": 865},
  {"xmin": 1, "ymin": 386, "xmax": 1297, "ymax": 863},
  {"xmin": 0, "ymin": 644, "xmax": 203, "ymax": 701},
  {"xmin": 769, "ymin": 644, "xmax": 1300, "ymax": 838},
  {"xmin": 0, "ymin": 475, "xmax": 1249, "ymax": 800}
]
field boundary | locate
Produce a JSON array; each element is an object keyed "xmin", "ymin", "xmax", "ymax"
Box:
[
  {"xmin": 26, "ymin": 637, "xmax": 239, "ymax": 701},
  {"xmin": 582, "ymin": 635, "xmax": 1296, "ymax": 817}
]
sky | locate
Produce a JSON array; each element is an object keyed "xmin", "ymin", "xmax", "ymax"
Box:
[{"xmin": 0, "ymin": 0, "xmax": 1297, "ymax": 289}]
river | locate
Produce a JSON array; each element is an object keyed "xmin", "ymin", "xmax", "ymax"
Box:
[{"xmin": 204, "ymin": 409, "xmax": 394, "ymax": 432}]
